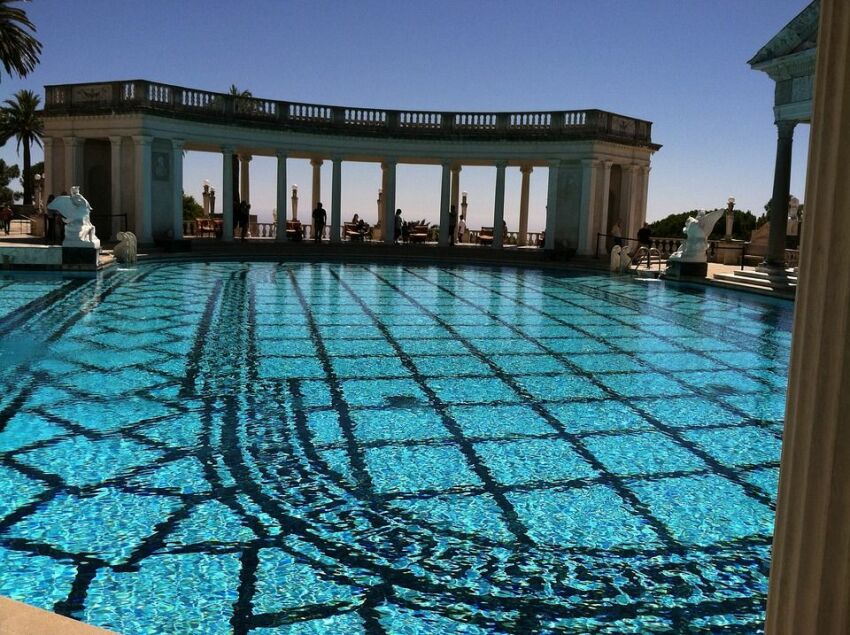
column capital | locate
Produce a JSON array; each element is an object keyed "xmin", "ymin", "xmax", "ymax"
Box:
[
  {"xmin": 238, "ymin": 153, "xmax": 252, "ymax": 162},
  {"xmin": 43, "ymin": 136, "xmax": 54, "ymax": 147},
  {"xmin": 63, "ymin": 136, "xmax": 81, "ymax": 147},
  {"xmin": 450, "ymin": 163, "xmax": 462, "ymax": 173},
  {"xmin": 494, "ymin": 160, "xmax": 507, "ymax": 169},
  {"xmin": 221, "ymin": 145, "xmax": 234, "ymax": 155},
  {"xmin": 171, "ymin": 138, "xmax": 185, "ymax": 151},
  {"xmin": 132, "ymin": 135, "xmax": 153, "ymax": 146},
  {"xmin": 108, "ymin": 135, "xmax": 122, "ymax": 147},
  {"xmin": 520, "ymin": 164, "xmax": 534, "ymax": 175},
  {"xmin": 310, "ymin": 158, "xmax": 324, "ymax": 167},
  {"xmin": 547, "ymin": 159, "xmax": 562, "ymax": 169},
  {"xmin": 776, "ymin": 119, "xmax": 797, "ymax": 137},
  {"xmin": 332, "ymin": 155, "xmax": 343, "ymax": 164},
  {"xmin": 440, "ymin": 159, "xmax": 452, "ymax": 168},
  {"xmin": 381, "ymin": 159, "xmax": 397, "ymax": 169},
  {"xmin": 275, "ymin": 149, "xmax": 287, "ymax": 159}
]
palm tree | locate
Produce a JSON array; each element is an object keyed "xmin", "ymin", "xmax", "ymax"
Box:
[
  {"xmin": 0, "ymin": 0, "xmax": 42, "ymax": 82},
  {"xmin": 0, "ymin": 89, "xmax": 43, "ymax": 204}
]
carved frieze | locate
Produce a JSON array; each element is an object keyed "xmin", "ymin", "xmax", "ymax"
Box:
[{"xmin": 72, "ymin": 84, "xmax": 113, "ymax": 103}]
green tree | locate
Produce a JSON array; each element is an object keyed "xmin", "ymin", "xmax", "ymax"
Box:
[
  {"xmin": 183, "ymin": 192, "xmax": 204, "ymax": 220},
  {"xmin": 0, "ymin": 158, "xmax": 20, "ymax": 203},
  {"xmin": 0, "ymin": 0, "xmax": 41, "ymax": 83},
  {"xmin": 650, "ymin": 208, "xmax": 762, "ymax": 241},
  {"xmin": 0, "ymin": 89, "xmax": 43, "ymax": 204}
]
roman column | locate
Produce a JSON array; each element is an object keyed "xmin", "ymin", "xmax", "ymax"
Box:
[
  {"xmin": 597, "ymin": 160, "xmax": 613, "ymax": 255},
  {"xmin": 493, "ymin": 161, "xmax": 507, "ymax": 248},
  {"xmin": 132, "ymin": 135, "xmax": 153, "ymax": 243},
  {"xmin": 518, "ymin": 164, "xmax": 533, "ymax": 246},
  {"xmin": 239, "ymin": 154, "xmax": 251, "ymax": 206},
  {"xmin": 43, "ymin": 138, "xmax": 54, "ymax": 201},
  {"xmin": 577, "ymin": 159, "xmax": 599, "ymax": 255},
  {"xmin": 439, "ymin": 161, "xmax": 451, "ymax": 246},
  {"xmin": 544, "ymin": 160, "xmax": 560, "ymax": 250},
  {"xmin": 762, "ymin": 121, "xmax": 796, "ymax": 270},
  {"xmin": 330, "ymin": 157, "xmax": 342, "ymax": 243},
  {"xmin": 109, "ymin": 136, "xmax": 122, "ymax": 238},
  {"xmin": 311, "ymin": 158, "xmax": 323, "ymax": 213},
  {"xmin": 222, "ymin": 146, "xmax": 234, "ymax": 242},
  {"xmin": 275, "ymin": 151, "xmax": 287, "ymax": 241},
  {"xmin": 450, "ymin": 164, "xmax": 462, "ymax": 215},
  {"xmin": 381, "ymin": 160, "xmax": 396, "ymax": 244},
  {"xmin": 63, "ymin": 136, "xmax": 81, "ymax": 192},
  {"xmin": 765, "ymin": 2, "xmax": 850, "ymax": 632},
  {"xmin": 171, "ymin": 139, "xmax": 184, "ymax": 240}
]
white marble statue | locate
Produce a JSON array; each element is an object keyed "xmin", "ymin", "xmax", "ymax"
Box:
[
  {"xmin": 49, "ymin": 186, "xmax": 100, "ymax": 249},
  {"xmin": 667, "ymin": 209, "xmax": 724, "ymax": 263},
  {"xmin": 113, "ymin": 231, "xmax": 137, "ymax": 264},
  {"xmin": 609, "ymin": 245, "xmax": 633, "ymax": 273}
]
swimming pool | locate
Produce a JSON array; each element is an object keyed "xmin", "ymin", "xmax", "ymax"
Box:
[{"xmin": 0, "ymin": 262, "xmax": 791, "ymax": 634}]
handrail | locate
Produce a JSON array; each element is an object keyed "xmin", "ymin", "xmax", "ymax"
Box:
[{"xmin": 43, "ymin": 80, "xmax": 658, "ymax": 147}]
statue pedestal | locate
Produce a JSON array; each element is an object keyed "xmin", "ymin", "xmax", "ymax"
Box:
[
  {"xmin": 62, "ymin": 246, "xmax": 100, "ymax": 268},
  {"xmin": 664, "ymin": 260, "xmax": 707, "ymax": 279},
  {"xmin": 717, "ymin": 239, "xmax": 744, "ymax": 265}
]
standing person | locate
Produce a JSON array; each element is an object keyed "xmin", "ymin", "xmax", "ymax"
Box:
[
  {"xmin": 637, "ymin": 222, "xmax": 652, "ymax": 267},
  {"xmin": 239, "ymin": 201, "xmax": 251, "ymax": 242},
  {"xmin": 448, "ymin": 204, "xmax": 458, "ymax": 246},
  {"xmin": 312, "ymin": 202, "xmax": 327, "ymax": 243},
  {"xmin": 0, "ymin": 203, "xmax": 12, "ymax": 235},
  {"xmin": 457, "ymin": 216, "xmax": 467, "ymax": 244},
  {"xmin": 394, "ymin": 209, "xmax": 403, "ymax": 244}
]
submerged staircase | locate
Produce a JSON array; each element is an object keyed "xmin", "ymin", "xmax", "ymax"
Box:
[{"xmin": 712, "ymin": 267, "xmax": 797, "ymax": 297}]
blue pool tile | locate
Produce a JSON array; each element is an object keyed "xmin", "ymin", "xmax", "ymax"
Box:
[
  {"xmin": 0, "ymin": 413, "xmax": 66, "ymax": 452},
  {"xmin": 389, "ymin": 493, "xmax": 515, "ymax": 542},
  {"xmin": 0, "ymin": 465, "xmax": 45, "ymax": 520},
  {"xmin": 508, "ymin": 485, "xmax": 661, "ymax": 549},
  {"xmin": 396, "ymin": 339, "xmax": 469, "ymax": 355},
  {"xmin": 139, "ymin": 412, "xmax": 203, "ymax": 449},
  {"xmin": 583, "ymin": 431, "xmax": 706, "ymax": 476},
  {"xmin": 45, "ymin": 397, "xmax": 176, "ymax": 432},
  {"xmin": 352, "ymin": 407, "xmax": 449, "ymax": 442},
  {"xmin": 744, "ymin": 466, "xmax": 780, "ymax": 498},
  {"xmin": 378, "ymin": 605, "xmax": 496, "ymax": 635},
  {"xmin": 323, "ymin": 339, "xmax": 390, "ymax": 357},
  {"xmin": 598, "ymin": 373, "xmax": 687, "ymax": 398},
  {"xmin": 167, "ymin": 500, "xmax": 256, "ymax": 546},
  {"xmin": 427, "ymin": 377, "xmax": 520, "ymax": 404},
  {"xmin": 490, "ymin": 354, "xmax": 565, "ymax": 375},
  {"xmin": 475, "ymin": 438, "xmax": 597, "ymax": 485},
  {"xmin": 258, "ymin": 356, "xmax": 326, "ymax": 380},
  {"xmin": 630, "ymin": 474, "xmax": 774, "ymax": 546},
  {"xmin": 130, "ymin": 457, "xmax": 211, "ymax": 494},
  {"xmin": 342, "ymin": 379, "xmax": 427, "ymax": 407},
  {"xmin": 306, "ymin": 410, "xmax": 344, "ymax": 445},
  {"xmin": 637, "ymin": 352, "xmax": 722, "ymax": 371},
  {"xmin": 611, "ymin": 337, "xmax": 686, "ymax": 354},
  {"xmin": 448, "ymin": 404, "xmax": 554, "ymax": 439},
  {"xmin": 331, "ymin": 356, "xmax": 409, "ymax": 379},
  {"xmin": 253, "ymin": 613, "xmax": 365, "ymax": 634},
  {"xmin": 299, "ymin": 380, "xmax": 333, "ymax": 407},
  {"xmin": 364, "ymin": 445, "xmax": 482, "ymax": 494},
  {"xmin": 709, "ymin": 350, "xmax": 787, "ymax": 370},
  {"xmin": 256, "ymin": 339, "xmax": 318, "ymax": 357},
  {"xmin": 722, "ymin": 392, "xmax": 786, "ymax": 422},
  {"xmin": 538, "ymin": 338, "xmax": 609, "ymax": 354},
  {"xmin": 84, "ymin": 552, "xmax": 241, "ymax": 634},
  {"xmin": 517, "ymin": 374, "xmax": 606, "ymax": 401},
  {"xmin": 0, "ymin": 546, "xmax": 77, "ymax": 611},
  {"xmin": 678, "ymin": 370, "xmax": 766, "ymax": 394},
  {"xmin": 469, "ymin": 338, "xmax": 544, "ymax": 355},
  {"xmin": 635, "ymin": 397, "xmax": 744, "ymax": 427},
  {"xmin": 19, "ymin": 436, "xmax": 162, "ymax": 487},
  {"xmin": 410, "ymin": 355, "xmax": 491, "ymax": 377},
  {"xmin": 683, "ymin": 426, "xmax": 781, "ymax": 467},
  {"xmin": 8, "ymin": 489, "xmax": 180, "ymax": 565},
  {"xmin": 545, "ymin": 401, "xmax": 651, "ymax": 434},
  {"xmin": 568, "ymin": 354, "xmax": 644, "ymax": 373}
]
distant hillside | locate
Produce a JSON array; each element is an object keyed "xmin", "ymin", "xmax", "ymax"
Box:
[{"xmin": 649, "ymin": 209, "xmax": 765, "ymax": 241}]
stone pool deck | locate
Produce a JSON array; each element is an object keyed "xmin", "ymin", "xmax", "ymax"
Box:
[{"xmin": 0, "ymin": 596, "xmax": 115, "ymax": 634}]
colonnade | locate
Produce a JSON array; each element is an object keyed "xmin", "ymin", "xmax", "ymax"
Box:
[{"xmin": 46, "ymin": 136, "xmax": 651, "ymax": 253}]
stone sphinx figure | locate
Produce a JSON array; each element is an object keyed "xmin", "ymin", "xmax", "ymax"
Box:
[
  {"xmin": 48, "ymin": 186, "xmax": 100, "ymax": 249},
  {"xmin": 609, "ymin": 245, "xmax": 633, "ymax": 273},
  {"xmin": 667, "ymin": 208, "xmax": 724, "ymax": 263},
  {"xmin": 113, "ymin": 231, "xmax": 137, "ymax": 264}
]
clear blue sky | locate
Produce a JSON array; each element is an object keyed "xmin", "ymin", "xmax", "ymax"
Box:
[{"xmin": 0, "ymin": 0, "xmax": 811, "ymax": 233}]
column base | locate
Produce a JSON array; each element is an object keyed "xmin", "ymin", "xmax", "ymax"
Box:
[{"xmin": 663, "ymin": 260, "xmax": 707, "ymax": 279}]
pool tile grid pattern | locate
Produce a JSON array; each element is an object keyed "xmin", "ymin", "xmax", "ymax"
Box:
[{"xmin": 0, "ymin": 263, "xmax": 791, "ymax": 634}]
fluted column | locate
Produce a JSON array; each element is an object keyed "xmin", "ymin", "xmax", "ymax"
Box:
[
  {"xmin": 171, "ymin": 139, "xmax": 184, "ymax": 240},
  {"xmin": 765, "ymin": 3, "xmax": 850, "ymax": 632},
  {"xmin": 310, "ymin": 158, "xmax": 323, "ymax": 212},
  {"xmin": 330, "ymin": 157, "xmax": 342, "ymax": 243},
  {"xmin": 381, "ymin": 160, "xmax": 396, "ymax": 245},
  {"xmin": 239, "ymin": 154, "xmax": 251, "ymax": 206},
  {"xmin": 493, "ymin": 161, "xmax": 507, "ymax": 248},
  {"xmin": 763, "ymin": 121, "xmax": 796, "ymax": 269},
  {"xmin": 544, "ymin": 160, "xmax": 560, "ymax": 250},
  {"xmin": 108, "ymin": 136, "xmax": 122, "ymax": 238},
  {"xmin": 221, "ymin": 146, "xmax": 234, "ymax": 242},
  {"xmin": 275, "ymin": 151, "xmax": 287, "ymax": 241},
  {"xmin": 438, "ymin": 162, "xmax": 451, "ymax": 246},
  {"xmin": 43, "ymin": 138, "xmax": 54, "ymax": 201},
  {"xmin": 450, "ymin": 164, "xmax": 462, "ymax": 217},
  {"xmin": 619, "ymin": 164, "xmax": 636, "ymax": 245},
  {"xmin": 63, "ymin": 137, "xmax": 81, "ymax": 193},
  {"xmin": 577, "ymin": 159, "xmax": 599, "ymax": 255},
  {"xmin": 598, "ymin": 160, "xmax": 613, "ymax": 253},
  {"xmin": 131, "ymin": 135, "xmax": 153, "ymax": 243},
  {"xmin": 518, "ymin": 164, "xmax": 533, "ymax": 246}
]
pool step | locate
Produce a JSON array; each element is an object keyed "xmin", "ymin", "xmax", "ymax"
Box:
[{"xmin": 712, "ymin": 268, "xmax": 797, "ymax": 296}]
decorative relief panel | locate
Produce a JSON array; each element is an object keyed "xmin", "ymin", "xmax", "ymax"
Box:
[{"xmin": 72, "ymin": 84, "xmax": 113, "ymax": 103}]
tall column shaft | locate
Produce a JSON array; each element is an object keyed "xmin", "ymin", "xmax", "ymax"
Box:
[
  {"xmin": 132, "ymin": 135, "xmax": 153, "ymax": 243},
  {"xmin": 765, "ymin": 121, "xmax": 796, "ymax": 268},
  {"xmin": 381, "ymin": 160, "xmax": 396, "ymax": 245},
  {"xmin": 63, "ymin": 137, "xmax": 81, "ymax": 193},
  {"xmin": 577, "ymin": 159, "xmax": 599, "ymax": 255},
  {"xmin": 619, "ymin": 165, "xmax": 636, "ymax": 244},
  {"xmin": 43, "ymin": 138, "xmax": 54, "ymax": 201},
  {"xmin": 239, "ymin": 154, "xmax": 252, "ymax": 205},
  {"xmin": 518, "ymin": 165, "xmax": 533, "ymax": 246},
  {"xmin": 222, "ymin": 146, "xmax": 234, "ymax": 242},
  {"xmin": 171, "ymin": 139, "xmax": 184, "ymax": 240},
  {"xmin": 276, "ymin": 152, "xmax": 287, "ymax": 241},
  {"xmin": 544, "ymin": 160, "xmax": 560, "ymax": 250},
  {"xmin": 330, "ymin": 157, "xmax": 342, "ymax": 243},
  {"xmin": 108, "ymin": 136, "xmax": 122, "ymax": 238},
  {"xmin": 438, "ymin": 162, "xmax": 451, "ymax": 246},
  {"xmin": 598, "ymin": 161, "xmax": 613, "ymax": 253},
  {"xmin": 450, "ymin": 165, "xmax": 462, "ymax": 216},
  {"xmin": 493, "ymin": 161, "xmax": 507, "ymax": 248},
  {"xmin": 311, "ymin": 158, "xmax": 323, "ymax": 212},
  {"xmin": 765, "ymin": 3, "xmax": 850, "ymax": 632}
]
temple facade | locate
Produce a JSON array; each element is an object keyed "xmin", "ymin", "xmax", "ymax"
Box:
[{"xmin": 39, "ymin": 80, "xmax": 659, "ymax": 254}]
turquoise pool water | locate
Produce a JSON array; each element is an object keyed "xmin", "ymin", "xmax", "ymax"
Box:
[{"xmin": 0, "ymin": 262, "xmax": 791, "ymax": 634}]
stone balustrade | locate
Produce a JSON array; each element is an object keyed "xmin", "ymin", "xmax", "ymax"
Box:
[{"xmin": 44, "ymin": 80, "xmax": 655, "ymax": 146}]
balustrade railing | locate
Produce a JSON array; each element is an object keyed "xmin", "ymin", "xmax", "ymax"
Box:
[{"xmin": 44, "ymin": 80, "xmax": 656, "ymax": 145}]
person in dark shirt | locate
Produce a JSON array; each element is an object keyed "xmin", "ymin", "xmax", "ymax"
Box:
[
  {"xmin": 637, "ymin": 222, "xmax": 652, "ymax": 267},
  {"xmin": 312, "ymin": 202, "xmax": 327, "ymax": 243}
]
